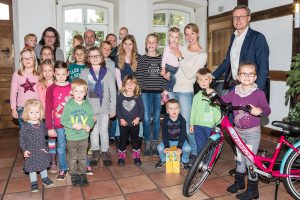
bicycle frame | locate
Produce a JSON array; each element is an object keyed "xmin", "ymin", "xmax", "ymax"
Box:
[{"xmin": 216, "ymin": 115, "xmax": 300, "ymax": 179}]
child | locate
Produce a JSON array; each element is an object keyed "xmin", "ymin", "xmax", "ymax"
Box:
[
  {"xmin": 10, "ymin": 49, "xmax": 39, "ymax": 128},
  {"xmin": 23, "ymin": 33, "xmax": 37, "ymax": 50},
  {"xmin": 40, "ymin": 46, "xmax": 54, "ymax": 63},
  {"xmin": 45, "ymin": 60, "xmax": 71, "ymax": 180},
  {"xmin": 155, "ymin": 99, "xmax": 191, "ymax": 170},
  {"xmin": 61, "ymin": 79, "xmax": 94, "ymax": 186},
  {"xmin": 190, "ymin": 68, "xmax": 221, "ymax": 153},
  {"xmin": 116, "ymin": 75, "xmax": 144, "ymax": 166},
  {"xmin": 214, "ymin": 63, "xmax": 271, "ymax": 199},
  {"xmin": 66, "ymin": 34, "xmax": 84, "ymax": 65},
  {"xmin": 19, "ymin": 99, "xmax": 53, "ymax": 192},
  {"xmin": 37, "ymin": 59, "xmax": 58, "ymax": 173},
  {"xmin": 160, "ymin": 27, "xmax": 182, "ymax": 104},
  {"xmin": 80, "ymin": 46, "xmax": 116, "ymax": 166},
  {"xmin": 68, "ymin": 45, "xmax": 87, "ymax": 82}
]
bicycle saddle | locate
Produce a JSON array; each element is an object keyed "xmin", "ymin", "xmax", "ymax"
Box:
[{"xmin": 272, "ymin": 121, "xmax": 300, "ymax": 133}]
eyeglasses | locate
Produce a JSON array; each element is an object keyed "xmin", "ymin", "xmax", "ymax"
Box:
[
  {"xmin": 238, "ymin": 72, "xmax": 256, "ymax": 77},
  {"xmin": 22, "ymin": 57, "xmax": 33, "ymax": 61},
  {"xmin": 233, "ymin": 15, "xmax": 249, "ymax": 21},
  {"xmin": 44, "ymin": 35, "xmax": 55, "ymax": 39},
  {"xmin": 89, "ymin": 55, "xmax": 101, "ymax": 59}
]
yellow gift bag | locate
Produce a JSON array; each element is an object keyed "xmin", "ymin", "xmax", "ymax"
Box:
[{"xmin": 165, "ymin": 146, "xmax": 181, "ymax": 173}]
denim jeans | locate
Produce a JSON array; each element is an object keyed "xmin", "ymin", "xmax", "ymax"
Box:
[
  {"xmin": 194, "ymin": 125, "xmax": 212, "ymax": 153},
  {"xmin": 55, "ymin": 128, "xmax": 68, "ymax": 171},
  {"xmin": 168, "ymin": 92, "xmax": 197, "ymax": 156},
  {"xmin": 157, "ymin": 140, "xmax": 191, "ymax": 163},
  {"xmin": 16, "ymin": 106, "xmax": 24, "ymax": 128},
  {"xmin": 165, "ymin": 64, "xmax": 178, "ymax": 92},
  {"xmin": 29, "ymin": 169, "xmax": 48, "ymax": 183},
  {"xmin": 141, "ymin": 92, "xmax": 161, "ymax": 142},
  {"xmin": 110, "ymin": 118, "xmax": 120, "ymax": 138}
]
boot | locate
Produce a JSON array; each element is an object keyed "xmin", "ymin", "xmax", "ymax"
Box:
[
  {"xmin": 90, "ymin": 150, "xmax": 100, "ymax": 166},
  {"xmin": 227, "ymin": 172, "xmax": 245, "ymax": 193},
  {"xmin": 143, "ymin": 141, "xmax": 151, "ymax": 156},
  {"xmin": 132, "ymin": 149, "xmax": 142, "ymax": 166},
  {"xmin": 49, "ymin": 154, "xmax": 58, "ymax": 174},
  {"xmin": 118, "ymin": 149, "xmax": 126, "ymax": 166},
  {"xmin": 236, "ymin": 179, "xmax": 259, "ymax": 200},
  {"xmin": 151, "ymin": 140, "xmax": 158, "ymax": 155},
  {"xmin": 101, "ymin": 151, "xmax": 112, "ymax": 166}
]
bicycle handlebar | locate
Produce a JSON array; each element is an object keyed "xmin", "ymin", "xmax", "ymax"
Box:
[{"xmin": 208, "ymin": 91, "xmax": 252, "ymax": 113}]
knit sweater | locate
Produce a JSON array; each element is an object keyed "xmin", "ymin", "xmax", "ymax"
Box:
[
  {"xmin": 10, "ymin": 71, "xmax": 39, "ymax": 109},
  {"xmin": 80, "ymin": 67, "xmax": 116, "ymax": 115},
  {"xmin": 190, "ymin": 91, "xmax": 221, "ymax": 127},
  {"xmin": 136, "ymin": 54, "xmax": 166, "ymax": 93},
  {"xmin": 173, "ymin": 47, "xmax": 207, "ymax": 92},
  {"xmin": 61, "ymin": 99, "xmax": 94, "ymax": 141},
  {"xmin": 162, "ymin": 114, "xmax": 187, "ymax": 149},
  {"xmin": 45, "ymin": 83, "xmax": 71, "ymax": 129}
]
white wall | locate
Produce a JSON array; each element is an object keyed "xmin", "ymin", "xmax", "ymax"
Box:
[
  {"xmin": 208, "ymin": 0, "xmax": 236, "ymax": 17},
  {"xmin": 249, "ymin": 0, "xmax": 293, "ymax": 12}
]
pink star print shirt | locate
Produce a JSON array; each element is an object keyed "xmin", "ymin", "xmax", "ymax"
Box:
[{"xmin": 10, "ymin": 71, "xmax": 39, "ymax": 110}]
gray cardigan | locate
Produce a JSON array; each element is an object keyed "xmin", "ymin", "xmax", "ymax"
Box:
[{"xmin": 80, "ymin": 67, "xmax": 116, "ymax": 116}]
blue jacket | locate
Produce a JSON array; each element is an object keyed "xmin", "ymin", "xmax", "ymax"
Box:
[{"xmin": 213, "ymin": 28, "xmax": 269, "ymax": 91}]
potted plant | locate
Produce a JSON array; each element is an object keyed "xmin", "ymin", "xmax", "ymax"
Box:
[{"xmin": 284, "ymin": 53, "xmax": 300, "ymax": 142}]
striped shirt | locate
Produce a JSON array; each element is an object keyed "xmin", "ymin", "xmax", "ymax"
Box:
[{"xmin": 136, "ymin": 54, "xmax": 166, "ymax": 93}]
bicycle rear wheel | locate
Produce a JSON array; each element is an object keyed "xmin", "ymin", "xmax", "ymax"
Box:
[
  {"xmin": 283, "ymin": 147, "xmax": 300, "ymax": 200},
  {"xmin": 182, "ymin": 138, "xmax": 222, "ymax": 197}
]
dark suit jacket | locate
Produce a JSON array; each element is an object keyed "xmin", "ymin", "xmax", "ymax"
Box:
[{"xmin": 213, "ymin": 27, "xmax": 269, "ymax": 91}]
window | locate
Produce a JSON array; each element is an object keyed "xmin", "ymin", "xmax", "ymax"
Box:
[
  {"xmin": 153, "ymin": 10, "xmax": 189, "ymax": 54},
  {"xmin": 0, "ymin": 3, "xmax": 9, "ymax": 20},
  {"xmin": 63, "ymin": 5, "xmax": 108, "ymax": 57}
]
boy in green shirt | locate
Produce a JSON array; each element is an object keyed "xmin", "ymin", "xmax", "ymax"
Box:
[
  {"xmin": 190, "ymin": 68, "xmax": 221, "ymax": 153},
  {"xmin": 61, "ymin": 79, "xmax": 94, "ymax": 186}
]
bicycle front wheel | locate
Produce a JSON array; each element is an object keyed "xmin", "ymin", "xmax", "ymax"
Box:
[
  {"xmin": 182, "ymin": 138, "xmax": 222, "ymax": 197},
  {"xmin": 283, "ymin": 147, "xmax": 300, "ymax": 200}
]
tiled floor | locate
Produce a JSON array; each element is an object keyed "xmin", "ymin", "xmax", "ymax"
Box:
[{"xmin": 0, "ymin": 128, "xmax": 295, "ymax": 200}]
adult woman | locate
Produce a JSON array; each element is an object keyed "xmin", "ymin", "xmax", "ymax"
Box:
[
  {"xmin": 35, "ymin": 27, "xmax": 64, "ymax": 63},
  {"xmin": 164, "ymin": 23, "xmax": 207, "ymax": 158},
  {"xmin": 136, "ymin": 33, "xmax": 165, "ymax": 156}
]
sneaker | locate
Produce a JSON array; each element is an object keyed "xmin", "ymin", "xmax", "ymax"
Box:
[
  {"xmin": 118, "ymin": 158, "xmax": 125, "ymax": 166},
  {"xmin": 86, "ymin": 166, "xmax": 94, "ymax": 176},
  {"xmin": 155, "ymin": 160, "xmax": 165, "ymax": 168},
  {"xmin": 109, "ymin": 138, "xmax": 115, "ymax": 144},
  {"xmin": 31, "ymin": 181, "xmax": 38, "ymax": 192},
  {"xmin": 101, "ymin": 151, "xmax": 112, "ymax": 166},
  {"xmin": 134, "ymin": 158, "xmax": 142, "ymax": 166},
  {"xmin": 57, "ymin": 170, "xmax": 67, "ymax": 180},
  {"xmin": 42, "ymin": 177, "xmax": 54, "ymax": 187},
  {"xmin": 181, "ymin": 162, "xmax": 191, "ymax": 171},
  {"xmin": 49, "ymin": 164, "xmax": 58, "ymax": 174},
  {"xmin": 71, "ymin": 174, "xmax": 81, "ymax": 186},
  {"xmin": 80, "ymin": 174, "xmax": 89, "ymax": 186}
]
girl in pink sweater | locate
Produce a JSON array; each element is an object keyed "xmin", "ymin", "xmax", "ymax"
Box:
[{"xmin": 10, "ymin": 49, "xmax": 39, "ymax": 128}]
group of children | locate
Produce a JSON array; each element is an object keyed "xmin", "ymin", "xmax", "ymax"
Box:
[{"xmin": 12, "ymin": 27, "xmax": 270, "ymax": 198}]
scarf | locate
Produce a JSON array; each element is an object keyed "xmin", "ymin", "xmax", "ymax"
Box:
[
  {"xmin": 235, "ymin": 83, "xmax": 258, "ymax": 97},
  {"xmin": 89, "ymin": 66, "xmax": 107, "ymax": 105}
]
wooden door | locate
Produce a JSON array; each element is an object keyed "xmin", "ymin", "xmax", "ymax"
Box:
[
  {"xmin": 0, "ymin": 0, "xmax": 16, "ymax": 129},
  {"xmin": 207, "ymin": 14, "xmax": 233, "ymax": 72}
]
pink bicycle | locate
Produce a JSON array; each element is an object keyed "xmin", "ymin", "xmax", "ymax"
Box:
[{"xmin": 182, "ymin": 92, "xmax": 300, "ymax": 199}]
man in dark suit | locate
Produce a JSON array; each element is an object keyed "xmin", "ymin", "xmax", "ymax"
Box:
[{"xmin": 213, "ymin": 5, "xmax": 269, "ymax": 92}]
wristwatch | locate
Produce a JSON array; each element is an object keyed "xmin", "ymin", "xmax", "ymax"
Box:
[{"xmin": 178, "ymin": 57, "xmax": 184, "ymax": 61}]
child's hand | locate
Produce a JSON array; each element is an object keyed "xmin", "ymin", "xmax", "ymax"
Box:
[
  {"xmin": 160, "ymin": 68, "xmax": 166, "ymax": 76},
  {"xmin": 164, "ymin": 148, "xmax": 170, "ymax": 153},
  {"xmin": 189, "ymin": 125, "xmax": 194, "ymax": 133},
  {"xmin": 205, "ymin": 88, "xmax": 215, "ymax": 95},
  {"xmin": 23, "ymin": 150, "xmax": 31, "ymax": 158},
  {"xmin": 73, "ymin": 123, "xmax": 83, "ymax": 130},
  {"xmin": 85, "ymin": 125, "xmax": 91, "ymax": 133},
  {"xmin": 11, "ymin": 109, "xmax": 18, "ymax": 119},
  {"xmin": 163, "ymin": 72, "xmax": 170, "ymax": 80},
  {"xmin": 93, "ymin": 116, "xmax": 97, "ymax": 122},
  {"xmin": 120, "ymin": 119, "xmax": 127, "ymax": 126},
  {"xmin": 176, "ymin": 148, "xmax": 182, "ymax": 155},
  {"xmin": 249, "ymin": 104, "xmax": 262, "ymax": 116},
  {"xmin": 48, "ymin": 129, "xmax": 57, "ymax": 137},
  {"xmin": 109, "ymin": 113, "xmax": 115, "ymax": 118},
  {"xmin": 132, "ymin": 117, "xmax": 140, "ymax": 126}
]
